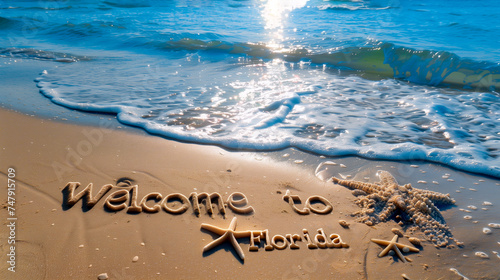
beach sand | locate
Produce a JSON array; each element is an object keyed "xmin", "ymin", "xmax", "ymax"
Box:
[{"xmin": 1, "ymin": 107, "xmax": 499, "ymax": 280}]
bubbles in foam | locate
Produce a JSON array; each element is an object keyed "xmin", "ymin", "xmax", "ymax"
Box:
[{"xmin": 35, "ymin": 47, "xmax": 500, "ymax": 179}]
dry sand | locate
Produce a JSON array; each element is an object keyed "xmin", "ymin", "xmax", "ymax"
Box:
[{"xmin": 1, "ymin": 108, "xmax": 499, "ymax": 279}]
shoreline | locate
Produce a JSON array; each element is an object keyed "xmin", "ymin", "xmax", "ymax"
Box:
[
  {"xmin": 1, "ymin": 107, "xmax": 499, "ymax": 279},
  {"xmin": 1, "ymin": 57, "xmax": 498, "ymax": 181}
]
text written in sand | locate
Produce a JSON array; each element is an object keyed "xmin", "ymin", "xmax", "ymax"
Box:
[
  {"xmin": 63, "ymin": 182, "xmax": 254, "ymax": 216},
  {"xmin": 62, "ymin": 181, "xmax": 348, "ymax": 261}
]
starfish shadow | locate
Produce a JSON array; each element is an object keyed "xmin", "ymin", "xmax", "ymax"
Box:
[{"xmin": 201, "ymin": 227, "xmax": 246, "ymax": 264}]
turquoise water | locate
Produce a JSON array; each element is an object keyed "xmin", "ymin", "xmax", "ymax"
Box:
[{"xmin": 1, "ymin": 0, "xmax": 499, "ymax": 177}]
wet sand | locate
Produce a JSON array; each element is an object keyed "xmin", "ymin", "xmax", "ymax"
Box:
[{"xmin": 1, "ymin": 107, "xmax": 499, "ymax": 279}]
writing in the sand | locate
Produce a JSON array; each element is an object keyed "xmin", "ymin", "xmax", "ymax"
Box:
[
  {"xmin": 63, "ymin": 182, "xmax": 333, "ymax": 216},
  {"xmin": 63, "ymin": 182, "xmax": 254, "ymax": 215},
  {"xmin": 62, "ymin": 182, "xmax": 348, "ymax": 260},
  {"xmin": 62, "ymin": 182, "xmax": 336, "ymax": 217}
]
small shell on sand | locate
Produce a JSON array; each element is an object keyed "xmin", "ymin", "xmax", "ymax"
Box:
[
  {"xmin": 294, "ymin": 160, "xmax": 304, "ymax": 164},
  {"xmin": 340, "ymin": 164, "xmax": 347, "ymax": 168},
  {"xmin": 488, "ymin": 223, "xmax": 500, "ymax": 228},
  {"xmin": 483, "ymin": 227, "xmax": 492, "ymax": 235},
  {"xmin": 339, "ymin": 220, "xmax": 350, "ymax": 228},
  {"xmin": 475, "ymin": 251, "xmax": 489, "ymax": 259},
  {"xmin": 97, "ymin": 273, "xmax": 109, "ymax": 280},
  {"xmin": 467, "ymin": 205, "xmax": 477, "ymax": 210},
  {"xmin": 409, "ymin": 237, "xmax": 422, "ymax": 247},
  {"xmin": 417, "ymin": 180, "xmax": 427, "ymax": 184},
  {"xmin": 391, "ymin": 228, "xmax": 404, "ymax": 237},
  {"xmin": 463, "ymin": 215, "xmax": 472, "ymax": 220},
  {"xmin": 483, "ymin": 201, "xmax": 493, "ymax": 206},
  {"xmin": 132, "ymin": 256, "xmax": 139, "ymax": 262}
]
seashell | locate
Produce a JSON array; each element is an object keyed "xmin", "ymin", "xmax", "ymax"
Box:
[
  {"xmin": 409, "ymin": 237, "xmax": 421, "ymax": 247},
  {"xmin": 467, "ymin": 205, "xmax": 477, "ymax": 210},
  {"xmin": 132, "ymin": 256, "xmax": 139, "ymax": 262},
  {"xmin": 339, "ymin": 220, "xmax": 350, "ymax": 228},
  {"xmin": 98, "ymin": 273, "xmax": 109, "ymax": 280},
  {"xmin": 483, "ymin": 201, "xmax": 493, "ymax": 206},
  {"xmin": 463, "ymin": 215, "xmax": 472, "ymax": 220},
  {"xmin": 487, "ymin": 223, "xmax": 500, "ymax": 228},
  {"xmin": 483, "ymin": 227, "xmax": 492, "ymax": 235},
  {"xmin": 475, "ymin": 251, "xmax": 489, "ymax": 259}
]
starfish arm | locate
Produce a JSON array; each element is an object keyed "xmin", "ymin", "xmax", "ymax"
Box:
[
  {"xmin": 233, "ymin": 230, "xmax": 254, "ymax": 238},
  {"xmin": 378, "ymin": 244, "xmax": 392, "ymax": 257},
  {"xmin": 378, "ymin": 235, "xmax": 399, "ymax": 257},
  {"xmin": 392, "ymin": 244, "xmax": 407, "ymax": 263},
  {"xmin": 377, "ymin": 171, "xmax": 400, "ymax": 188},
  {"xmin": 332, "ymin": 177, "xmax": 381, "ymax": 194},
  {"xmin": 370, "ymin": 238, "xmax": 390, "ymax": 246},
  {"xmin": 414, "ymin": 189, "xmax": 455, "ymax": 205},
  {"xmin": 377, "ymin": 203, "xmax": 396, "ymax": 222},
  {"xmin": 201, "ymin": 223, "xmax": 227, "ymax": 235},
  {"xmin": 395, "ymin": 244, "xmax": 420, "ymax": 253},
  {"xmin": 427, "ymin": 204, "xmax": 446, "ymax": 224},
  {"xmin": 228, "ymin": 217, "xmax": 237, "ymax": 231},
  {"xmin": 203, "ymin": 232, "xmax": 228, "ymax": 253},
  {"xmin": 229, "ymin": 232, "xmax": 245, "ymax": 260}
]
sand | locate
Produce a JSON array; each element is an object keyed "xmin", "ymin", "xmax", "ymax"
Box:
[{"xmin": 1, "ymin": 107, "xmax": 499, "ymax": 280}]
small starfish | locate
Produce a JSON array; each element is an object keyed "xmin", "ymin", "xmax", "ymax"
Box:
[
  {"xmin": 371, "ymin": 235, "xmax": 419, "ymax": 263},
  {"xmin": 201, "ymin": 217, "xmax": 255, "ymax": 261},
  {"xmin": 332, "ymin": 170, "xmax": 457, "ymax": 247}
]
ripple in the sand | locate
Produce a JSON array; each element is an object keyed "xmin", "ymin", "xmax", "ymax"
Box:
[{"xmin": 332, "ymin": 170, "xmax": 458, "ymax": 247}]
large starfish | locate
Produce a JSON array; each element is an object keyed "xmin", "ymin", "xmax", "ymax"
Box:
[
  {"xmin": 332, "ymin": 170, "xmax": 457, "ymax": 247},
  {"xmin": 201, "ymin": 217, "xmax": 256, "ymax": 260},
  {"xmin": 371, "ymin": 235, "xmax": 420, "ymax": 263}
]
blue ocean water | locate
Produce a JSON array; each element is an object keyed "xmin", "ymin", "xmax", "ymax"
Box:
[{"xmin": 1, "ymin": 0, "xmax": 499, "ymax": 177}]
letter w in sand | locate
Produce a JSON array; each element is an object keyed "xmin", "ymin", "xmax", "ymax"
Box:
[{"xmin": 62, "ymin": 182, "xmax": 113, "ymax": 211}]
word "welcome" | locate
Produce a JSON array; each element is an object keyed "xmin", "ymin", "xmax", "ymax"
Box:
[{"xmin": 63, "ymin": 182, "xmax": 254, "ymax": 216}]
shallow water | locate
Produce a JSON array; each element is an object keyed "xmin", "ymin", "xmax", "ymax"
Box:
[{"xmin": 1, "ymin": 0, "xmax": 499, "ymax": 177}]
